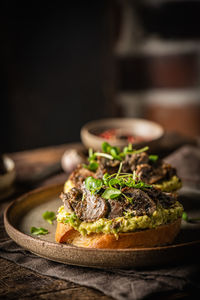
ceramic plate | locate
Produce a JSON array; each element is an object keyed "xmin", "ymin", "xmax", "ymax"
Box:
[{"xmin": 4, "ymin": 184, "xmax": 200, "ymax": 269}]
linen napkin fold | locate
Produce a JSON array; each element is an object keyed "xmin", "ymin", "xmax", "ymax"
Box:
[
  {"xmin": 1, "ymin": 145, "xmax": 200, "ymax": 300},
  {"xmin": 165, "ymin": 145, "xmax": 200, "ymax": 189}
]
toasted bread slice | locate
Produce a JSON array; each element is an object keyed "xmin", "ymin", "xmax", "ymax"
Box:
[{"xmin": 55, "ymin": 218, "xmax": 181, "ymax": 249}]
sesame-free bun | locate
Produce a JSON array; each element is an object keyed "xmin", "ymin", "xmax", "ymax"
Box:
[{"xmin": 55, "ymin": 218, "xmax": 182, "ymax": 249}]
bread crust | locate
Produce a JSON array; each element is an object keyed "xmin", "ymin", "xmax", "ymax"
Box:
[{"xmin": 55, "ymin": 218, "xmax": 182, "ymax": 249}]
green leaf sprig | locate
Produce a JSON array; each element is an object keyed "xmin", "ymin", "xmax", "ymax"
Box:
[
  {"xmin": 85, "ymin": 176, "xmax": 103, "ymax": 195},
  {"xmin": 182, "ymin": 212, "xmax": 200, "ymax": 223},
  {"xmin": 31, "ymin": 227, "xmax": 49, "ymax": 235},
  {"xmin": 101, "ymin": 188, "xmax": 122, "ymax": 200},
  {"xmin": 83, "ymin": 148, "xmax": 99, "ymax": 172},
  {"xmin": 84, "ymin": 162, "xmax": 152, "ymax": 202},
  {"xmin": 149, "ymin": 154, "xmax": 159, "ymax": 162},
  {"xmin": 83, "ymin": 142, "xmax": 150, "ymax": 172},
  {"xmin": 42, "ymin": 211, "xmax": 56, "ymax": 224}
]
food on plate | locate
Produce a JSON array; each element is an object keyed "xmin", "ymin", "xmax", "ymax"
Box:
[
  {"xmin": 31, "ymin": 227, "xmax": 49, "ymax": 235},
  {"xmin": 55, "ymin": 143, "xmax": 183, "ymax": 249},
  {"xmin": 85, "ymin": 142, "xmax": 182, "ymax": 192},
  {"xmin": 42, "ymin": 211, "xmax": 56, "ymax": 224},
  {"xmin": 98, "ymin": 128, "xmax": 145, "ymax": 144}
]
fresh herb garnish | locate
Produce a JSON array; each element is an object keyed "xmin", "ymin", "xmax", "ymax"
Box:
[
  {"xmin": 85, "ymin": 176, "xmax": 103, "ymax": 194},
  {"xmin": 131, "ymin": 146, "xmax": 149, "ymax": 154},
  {"xmin": 83, "ymin": 142, "xmax": 150, "ymax": 171},
  {"xmin": 101, "ymin": 142, "xmax": 149, "ymax": 159},
  {"xmin": 182, "ymin": 212, "xmax": 188, "ymax": 221},
  {"xmin": 84, "ymin": 160, "xmax": 152, "ymax": 202},
  {"xmin": 182, "ymin": 212, "xmax": 200, "ymax": 223},
  {"xmin": 101, "ymin": 142, "xmax": 122, "ymax": 160},
  {"xmin": 83, "ymin": 148, "xmax": 99, "ymax": 172},
  {"xmin": 42, "ymin": 211, "xmax": 56, "ymax": 224},
  {"xmin": 83, "ymin": 161, "xmax": 99, "ymax": 172},
  {"xmin": 94, "ymin": 152, "xmax": 114, "ymax": 160},
  {"xmin": 116, "ymin": 162, "xmax": 123, "ymax": 179},
  {"xmin": 149, "ymin": 154, "xmax": 159, "ymax": 162},
  {"xmin": 102, "ymin": 142, "xmax": 112, "ymax": 153},
  {"xmin": 31, "ymin": 227, "xmax": 49, "ymax": 235},
  {"xmin": 102, "ymin": 187, "xmax": 122, "ymax": 199},
  {"xmin": 123, "ymin": 143, "xmax": 133, "ymax": 155}
]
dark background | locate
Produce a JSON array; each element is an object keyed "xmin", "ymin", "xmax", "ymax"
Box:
[
  {"xmin": 1, "ymin": 1, "xmax": 200, "ymax": 153},
  {"xmin": 1, "ymin": 1, "xmax": 113, "ymax": 152}
]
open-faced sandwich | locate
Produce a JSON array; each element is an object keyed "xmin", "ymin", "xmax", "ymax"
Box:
[{"xmin": 55, "ymin": 143, "xmax": 183, "ymax": 249}]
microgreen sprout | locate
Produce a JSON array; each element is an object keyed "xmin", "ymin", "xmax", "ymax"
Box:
[
  {"xmin": 31, "ymin": 227, "xmax": 48, "ymax": 235},
  {"xmin": 94, "ymin": 152, "xmax": 114, "ymax": 160},
  {"xmin": 42, "ymin": 211, "xmax": 56, "ymax": 224},
  {"xmin": 84, "ymin": 160, "xmax": 152, "ymax": 203},
  {"xmin": 131, "ymin": 146, "xmax": 149, "ymax": 154},
  {"xmin": 182, "ymin": 212, "xmax": 200, "ymax": 223},
  {"xmin": 149, "ymin": 154, "xmax": 159, "ymax": 162},
  {"xmin": 115, "ymin": 162, "xmax": 123, "ymax": 179},
  {"xmin": 85, "ymin": 176, "xmax": 103, "ymax": 194},
  {"xmin": 83, "ymin": 142, "xmax": 150, "ymax": 171}
]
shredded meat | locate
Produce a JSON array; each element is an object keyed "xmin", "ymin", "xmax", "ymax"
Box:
[
  {"xmin": 136, "ymin": 162, "xmax": 176, "ymax": 184},
  {"xmin": 61, "ymin": 185, "xmax": 177, "ymax": 221},
  {"xmin": 107, "ymin": 199, "xmax": 125, "ymax": 219},
  {"xmin": 75, "ymin": 191, "xmax": 108, "ymax": 222},
  {"xmin": 95, "ymin": 152, "xmax": 176, "ymax": 185},
  {"xmin": 122, "ymin": 187, "xmax": 157, "ymax": 216},
  {"xmin": 122, "ymin": 152, "xmax": 149, "ymax": 173},
  {"xmin": 68, "ymin": 165, "xmax": 95, "ymax": 188},
  {"xmin": 60, "ymin": 187, "xmax": 82, "ymax": 212},
  {"xmin": 144, "ymin": 187, "xmax": 177, "ymax": 208},
  {"xmin": 95, "ymin": 157, "xmax": 120, "ymax": 179}
]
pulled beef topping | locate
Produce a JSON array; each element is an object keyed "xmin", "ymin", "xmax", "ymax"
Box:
[
  {"xmin": 94, "ymin": 152, "xmax": 176, "ymax": 184},
  {"xmin": 75, "ymin": 192, "xmax": 108, "ymax": 222},
  {"xmin": 61, "ymin": 185, "xmax": 177, "ymax": 222},
  {"xmin": 60, "ymin": 187, "xmax": 82, "ymax": 212},
  {"xmin": 95, "ymin": 157, "xmax": 120, "ymax": 179},
  {"xmin": 156, "ymin": 191, "xmax": 177, "ymax": 209},
  {"xmin": 122, "ymin": 187, "xmax": 157, "ymax": 216},
  {"xmin": 122, "ymin": 152, "xmax": 149, "ymax": 173},
  {"xmin": 107, "ymin": 199, "xmax": 125, "ymax": 219},
  {"xmin": 68, "ymin": 165, "xmax": 95, "ymax": 188},
  {"xmin": 122, "ymin": 152, "xmax": 176, "ymax": 184},
  {"xmin": 136, "ymin": 162, "xmax": 176, "ymax": 184},
  {"xmin": 144, "ymin": 187, "xmax": 177, "ymax": 208}
]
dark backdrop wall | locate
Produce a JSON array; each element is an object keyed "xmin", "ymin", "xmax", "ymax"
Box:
[{"xmin": 1, "ymin": 1, "xmax": 113, "ymax": 152}]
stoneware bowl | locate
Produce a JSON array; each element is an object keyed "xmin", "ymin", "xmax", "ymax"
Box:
[{"xmin": 81, "ymin": 118, "xmax": 164, "ymax": 151}]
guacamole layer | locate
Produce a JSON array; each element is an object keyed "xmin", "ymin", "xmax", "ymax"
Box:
[
  {"xmin": 57, "ymin": 201, "xmax": 183, "ymax": 236},
  {"xmin": 153, "ymin": 175, "xmax": 182, "ymax": 192}
]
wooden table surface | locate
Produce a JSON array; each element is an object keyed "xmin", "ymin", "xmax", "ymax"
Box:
[{"xmin": 0, "ymin": 136, "xmax": 197, "ymax": 299}]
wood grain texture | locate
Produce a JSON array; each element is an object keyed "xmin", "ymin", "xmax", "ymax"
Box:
[{"xmin": 0, "ymin": 258, "xmax": 112, "ymax": 300}]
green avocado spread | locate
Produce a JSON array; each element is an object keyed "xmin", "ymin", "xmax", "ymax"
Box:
[
  {"xmin": 153, "ymin": 175, "xmax": 182, "ymax": 192},
  {"xmin": 57, "ymin": 202, "xmax": 183, "ymax": 236}
]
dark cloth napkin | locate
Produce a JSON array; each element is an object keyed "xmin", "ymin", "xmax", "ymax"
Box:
[
  {"xmin": 0, "ymin": 239, "xmax": 199, "ymax": 300},
  {"xmin": 0, "ymin": 145, "xmax": 200, "ymax": 300},
  {"xmin": 165, "ymin": 145, "xmax": 200, "ymax": 189}
]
